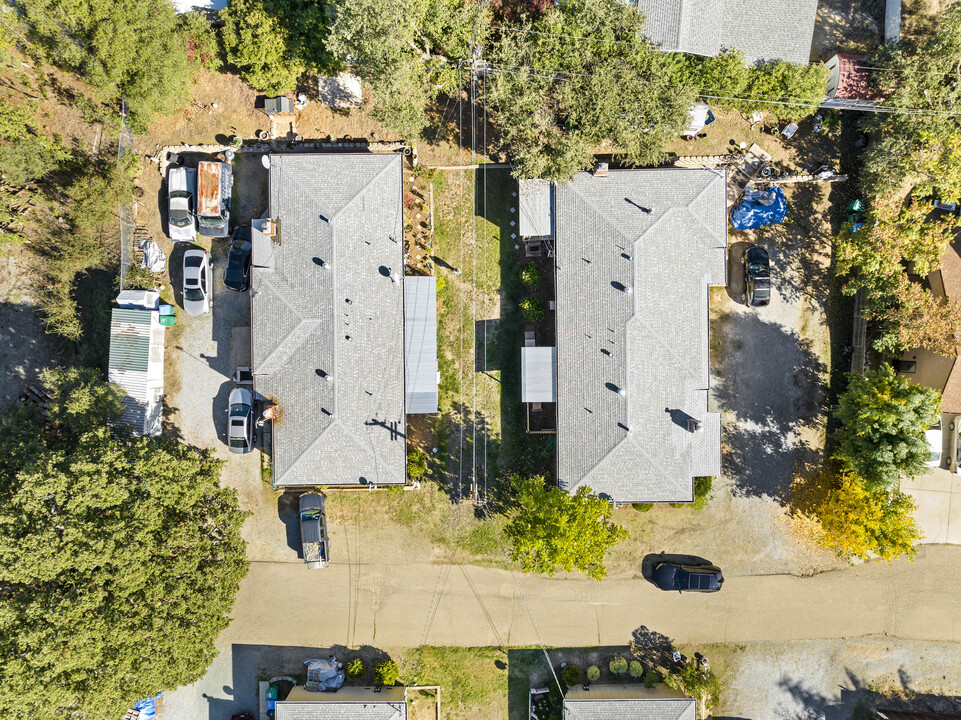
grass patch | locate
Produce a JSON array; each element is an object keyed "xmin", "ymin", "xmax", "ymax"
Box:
[{"xmin": 399, "ymin": 647, "xmax": 509, "ymax": 719}]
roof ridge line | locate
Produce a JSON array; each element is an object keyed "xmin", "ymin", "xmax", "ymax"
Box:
[
  {"xmin": 683, "ymin": 168, "xmax": 727, "ymax": 244},
  {"xmin": 328, "ymin": 153, "xmax": 402, "ymax": 224},
  {"xmin": 565, "ymin": 180, "xmax": 636, "ymax": 247}
]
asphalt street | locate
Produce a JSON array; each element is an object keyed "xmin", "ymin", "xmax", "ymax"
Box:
[{"xmin": 223, "ymin": 544, "xmax": 960, "ymax": 649}]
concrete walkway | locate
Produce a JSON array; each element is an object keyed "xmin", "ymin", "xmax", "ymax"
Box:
[
  {"xmin": 901, "ymin": 468, "xmax": 961, "ymax": 544},
  {"xmin": 224, "ymin": 545, "xmax": 961, "ymax": 649}
]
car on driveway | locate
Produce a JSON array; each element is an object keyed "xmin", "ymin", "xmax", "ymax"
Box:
[
  {"xmin": 228, "ymin": 387, "xmax": 254, "ymax": 454},
  {"xmin": 927, "ymin": 419, "xmax": 943, "ymax": 467},
  {"xmin": 182, "ymin": 247, "xmax": 212, "ymax": 316},
  {"xmin": 743, "ymin": 245, "xmax": 771, "ymax": 307},
  {"xmin": 223, "ymin": 226, "xmax": 252, "ymax": 291},
  {"xmin": 167, "ymin": 166, "xmax": 197, "ymax": 241},
  {"xmin": 299, "ymin": 493, "xmax": 330, "ymax": 569},
  {"xmin": 653, "ymin": 562, "xmax": 723, "ymax": 593}
]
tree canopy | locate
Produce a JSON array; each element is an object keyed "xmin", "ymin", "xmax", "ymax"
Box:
[
  {"xmin": 833, "ymin": 364, "xmax": 941, "ymax": 491},
  {"xmin": 486, "ymin": 0, "xmax": 690, "ymax": 180},
  {"xmin": 504, "ymin": 474, "xmax": 628, "ymax": 581},
  {"xmin": 0, "ymin": 367, "xmax": 248, "ymax": 719}
]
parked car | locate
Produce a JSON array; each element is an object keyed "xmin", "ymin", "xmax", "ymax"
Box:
[
  {"xmin": 926, "ymin": 419, "xmax": 943, "ymax": 467},
  {"xmin": 167, "ymin": 166, "xmax": 197, "ymax": 241},
  {"xmin": 299, "ymin": 493, "xmax": 330, "ymax": 569},
  {"xmin": 197, "ymin": 160, "xmax": 233, "ymax": 238},
  {"xmin": 743, "ymin": 244, "xmax": 771, "ymax": 307},
  {"xmin": 653, "ymin": 562, "xmax": 723, "ymax": 593},
  {"xmin": 223, "ymin": 226, "xmax": 252, "ymax": 291},
  {"xmin": 228, "ymin": 387, "xmax": 254, "ymax": 454},
  {"xmin": 182, "ymin": 247, "xmax": 212, "ymax": 316}
]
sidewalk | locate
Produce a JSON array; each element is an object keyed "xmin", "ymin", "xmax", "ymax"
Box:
[{"xmin": 901, "ymin": 467, "xmax": 961, "ymax": 544}]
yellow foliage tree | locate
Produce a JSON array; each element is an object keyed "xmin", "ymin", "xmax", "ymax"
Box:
[{"xmin": 817, "ymin": 473, "xmax": 921, "ymax": 562}]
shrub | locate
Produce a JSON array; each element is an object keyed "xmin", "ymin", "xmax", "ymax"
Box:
[
  {"xmin": 123, "ymin": 264, "xmax": 156, "ymax": 291},
  {"xmin": 633, "ymin": 502, "xmax": 654, "ymax": 512},
  {"xmin": 561, "ymin": 664, "xmax": 580, "ymax": 686},
  {"xmin": 520, "ymin": 296, "xmax": 545, "ymax": 322},
  {"xmin": 609, "ymin": 656, "xmax": 628, "ymax": 676},
  {"xmin": 693, "ymin": 475, "xmax": 713, "ymax": 510},
  {"xmin": 373, "ymin": 658, "xmax": 399, "ymax": 686},
  {"xmin": 643, "ymin": 668, "xmax": 659, "ymax": 688},
  {"xmin": 629, "ymin": 660, "xmax": 643, "ymax": 678},
  {"xmin": 520, "ymin": 261, "xmax": 541, "ymax": 287},
  {"xmin": 586, "ymin": 665, "xmax": 600, "ymax": 682},
  {"xmin": 346, "ymin": 658, "xmax": 365, "ymax": 681},
  {"xmin": 665, "ymin": 663, "xmax": 722, "ymax": 711},
  {"xmin": 407, "ymin": 448, "xmax": 428, "ymax": 479}
]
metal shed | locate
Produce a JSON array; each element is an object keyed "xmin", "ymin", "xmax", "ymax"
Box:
[
  {"xmin": 521, "ymin": 346, "xmax": 557, "ymax": 403},
  {"xmin": 405, "ymin": 276, "xmax": 439, "ymax": 414},
  {"xmin": 108, "ymin": 306, "xmax": 165, "ymax": 436},
  {"xmin": 265, "ymin": 96, "xmax": 295, "ymax": 115}
]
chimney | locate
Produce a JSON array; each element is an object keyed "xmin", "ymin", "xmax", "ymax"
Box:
[
  {"xmin": 688, "ymin": 418, "xmax": 703, "ymax": 433},
  {"xmin": 262, "ymin": 219, "xmax": 276, "ymax": 236},
  {"xmin": 593, "ymin": 161, "xmax": 609, "ymax": 177}
]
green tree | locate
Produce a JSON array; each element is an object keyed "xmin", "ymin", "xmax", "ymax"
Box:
[
  {"xmin": 504, "ymin": 475, "xmax": 629, "ymax": 581},
  {"xmin": 586, "ymin": 665, "xmax": 600, "ymax": 682},
  {"xmin": 407, "ymin": 448, "xmax": 428, "ymax": 479},
  {"xmin": 346, "ymin": 658, "xmax": 366, "ymax": 681},
  {"xmin": 178, "ymin": 11, "xmax": 224, "ymax": 72},
  {"xmin": 0, "ymin": 135, "xmax": 66, "ymax": 187},
  {"xmin": 374, "ymin": 658, "xmax": 400, "ymax": 686},
  {"xmin": 609, "ymin": 656, "xmax": 628, "ymax": 676},
  {"xmin": 0, "ymin": 367, "xmax": 248, "ymax": 719},
  {"xmin": 486, "ymin": 0, "xmax": 691, "ymax": 179},
  {"xmin": 18, "ymin": 0, "xmax": 194, "ymax": 129},
  {"xmin": 833, "ymin": 364, "xmax": 941, "ymax": 491},
  {"xmin": 221, "ymin": 0, "xmax": 306, "ymax": 93},
  {"xmin": 817, "ymin": 473, "xmax": 921, "ymax": 562},
  {"xmin": 561, "ymin": 664, "xmax": 580, "ymax": 686},
  {"xmin": 664, "ymin": 662, "xmax": 722, "ymax": 711},
  {"xmin": 519, "ymin": 296, "xmax": 545, "ymax": 322}
]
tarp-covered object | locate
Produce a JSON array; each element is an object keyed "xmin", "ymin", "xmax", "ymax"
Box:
[
  {"xmin": 730, "ymin": 187, "xmax": 787, "ymax": 230},
  {"xmin": 134, "ymin": 693, "xmax": 161, "ymax": 720},
  {"xmin": 304, "ymin": 658, "xmax": 345, "ymax": 692},
  {"xmin": 140, "ymin": 241, "xmax": 166, "ymax": 273}
]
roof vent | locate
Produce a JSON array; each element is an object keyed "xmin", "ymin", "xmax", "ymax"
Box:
[
  {"xmin": 688, "ymin": 419, "xmax": 703, "ymax": 433},
  {"xmin": 620, "ymin": 284, "xmax": 633, "ymax": 294},
  {"xmin": 390, "ymin": 271, "xmax": 400, "ymax": 285},
  {"xmin": 593, "ymin": 161, "xmax": 609, "ymax": 177},
  {"xmin": 609, "ymin": 384, "xmax": 625, "ymax": 396},
  {"xmin": 262, "ymin": 219, "xmax": 276, "ymax": 236}
]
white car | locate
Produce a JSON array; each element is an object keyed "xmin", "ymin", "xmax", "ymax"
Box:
[
  {"xmin": 167, "ymin": 166, "xmax": 197, "ymax": 241},
  {"xmin": 182, "ymin": 247, "xmax": 211, "ymax": 316},
  {"xmin": 926, "ymin": 420, "xmax": 943, "ymax": 467},
  {"xmin": 228, "ymin": 387, "xmax": 254, "ymax": 454}
]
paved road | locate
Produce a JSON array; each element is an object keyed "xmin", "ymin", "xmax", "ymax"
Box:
[{"xmin": 225, "ymin": 545, "xmax": 961, "ymax": 649}]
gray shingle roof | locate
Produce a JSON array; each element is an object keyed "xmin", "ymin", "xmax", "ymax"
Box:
[
  {"xmin": 405, "ymin": 276, "xmax": 438, "ymax": 414},
  {"xmin": 637, "ymin": 0, "xmax": 817, "ymax": 65},
  {"xmin": 554, "ymin": 168, "xmax": 725, "ymax": 503},
  {"xmin": 252, "ymin": 154, "xmax": 406, "ymax": 487},
  {"xmin": 563, "ymin": 698, "xmax": 696, "ymax": 720},
  {"xmin": 276, "ymin": 701, "xmax": 406, "ymax": 720}
]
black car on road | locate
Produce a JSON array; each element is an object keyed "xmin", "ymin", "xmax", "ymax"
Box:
[
  {"xmin": 653, "ymin": 562, "xmax": 724, "ymax": 593},
  {"xmin": 223, "ymin": 226, "xmax": 252, "ymax": 291},
  {"xmin": 743, "ymin": 244, "xmax": 771, "ymax": 307}
]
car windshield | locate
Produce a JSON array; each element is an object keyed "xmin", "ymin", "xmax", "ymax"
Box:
[
  {"xmin": 170, "ymin": 190, "xmax": 191, "ymax": 199},
  {"xmin": 230, "ymin": 403, "xmax": 250, "ymax": 417},
  {"xmin": 169, "ymin": 212, "xmax": 191, "ymax": 227},
  {"xmin": 198, "ymin": 215, "xmax": 223, "ymax": 227},
  {"xmin": 184, "ymin": 287, "xmax": 204, "ymax": 302}
]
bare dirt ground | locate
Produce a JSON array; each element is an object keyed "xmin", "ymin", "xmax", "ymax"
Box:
[{"xmin": 810, "ymin": 0, "xmax": 884, "ymax": 62}]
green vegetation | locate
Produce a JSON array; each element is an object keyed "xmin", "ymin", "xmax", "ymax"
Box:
[
  {"xmin": 643, "ymin": 667, "xmax": 659, "ymax": 688},
  {"xmin": 670, "ymin": 475, "xmax": 713, "ymax": 509},
  {"xmin": 586, "ymin": 665, "xmax": 600, "ymax": 682},
  {"xmin": 664, "ymin": 662, "xmax": 722, "ymax": 712},
  {"xmin": 505, "ymin": 475, "xmax": 630, "ymax": 581},
  {"xmin": 400, "ymin": 647, "xmax": 508, "ymax": 716},
  {"xmin": 346, "ymin": 658, "xmax": 366, "ymax": 681},
  {"xmin": 629, "ymin": 660, "xmax": 643, "ymax": 678},
  {"xmin": 0, "ymin": 368, "xmax": 248, "ymax": 718},
  {"xmin": 520, "ymin": 261, "xmax": 541, "ymax": 287},
  {"xmin": 609, "ymin": 656, "xmax": 628, "ymax": 676},
  {"xmin": 374, "ymin": 658, "xmax": 400, "ymax": 686},
  {"xmin": 561, "ymin": 664, "xmax": 580, "ymax": 686},
  {"xmin": 833, "ymin": 365, "xmax": 941, "ymax": 491},
  {"xmin": 407, "ymin": 448, "xmax": 428, "ymax": 479},
  {"xmin": 520, "ymin": 296, "xmax": 545, "ymax": 322},
  {"xmin": 122, "ymin": 264, "xmax": 157, "ymax": 292}
]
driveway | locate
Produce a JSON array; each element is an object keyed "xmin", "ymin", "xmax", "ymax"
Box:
[{"xmin": 901, "ymin": 468, "xmax": 961, "ymax": 544}]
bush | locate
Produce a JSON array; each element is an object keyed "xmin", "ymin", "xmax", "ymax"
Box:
[
  {"xmin": 632, "ymin": 503, "xmax": 654, "ymax": 512},
  {"xmin": 586, "ymin": 665, "xmax": 600, "ymax": 682},
  {"xmin": 520, "ymin": 296, "xmax": 545, "ymax": 322},
  {"xmin": 665, "ymin": 663, "xmax": 722, "ymax": 711},
  {"xmin": 178, "ymin": 11, "xmax": 222, "ymax": 71},
  {"xmin": 373, "ymin": 658, "xmax": 399, "ymax": 686},
  {"xmin": 407, "ymin": 448, "xmax": 428, "ymax": 479},
  {"xmin": 123, "ymin": 264, "xmax": 156, "ymax": 291},
  {"xmin": 561, "ymin": 664, "xmax": 580, "ymax": 686},
  {"xmin": 609, "ymin": 657, "xmax": 628, "ymax": 676},
  {"xmin": 520, "ymin": 261, "xmax": 541, "ymax": 287},
  {"xmin": 643, "ymin": 668, "xmax": 659, "ymax": 688},
  {"xmin": 629, "ymin": 660, "xmax": 643, "ymax": 678},
  {"xmin": 693, "ymin": 475, "xmax": 713, "ymax": 510},
  {"xmin": 346, "ymin": 658, "xmax": 365, "ymax": 681}
]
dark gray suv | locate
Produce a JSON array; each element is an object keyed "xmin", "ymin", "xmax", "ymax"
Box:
[{"xmin": 653, "ymin": 562, "xmax": 723, "ymax": 593}]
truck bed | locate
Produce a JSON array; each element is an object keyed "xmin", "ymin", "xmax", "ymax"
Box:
[{"xmin": 197, "ymin": 161, "xmax": 222, "ymax": 217}]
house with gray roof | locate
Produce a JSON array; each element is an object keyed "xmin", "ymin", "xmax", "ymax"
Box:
[
  {"xmin": 549, "ymin": 168, "xmax": 725, "ymax": 503},
  {"xmin": 275, "ymin": 685, "xmax": 407, "ymax": 720},
  {"xmin": 563, "ymin": 686, "xmax": 696, "ymax": 720},
  {"xmin": 251, "ymin": 153, "xmax": 408, "ymax": 488},
  {"xmin": 635, "ymin": 0, "xmax": 818, "ymax": 66}
]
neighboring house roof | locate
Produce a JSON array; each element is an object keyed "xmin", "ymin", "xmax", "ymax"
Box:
[
  {"xmin": 522, "ymin": 346, "xmax": 557, "ymax": 403},
  {"xmin": 252, "ymin": 153, "xmax": 407, "ymax": 487},
  {"xmin": 405, "ymin": 275, "xmax": 439, "ymax": 414},
  {"xmin": 554, "ymin": 168, "xmax": 725, "ymax": 503},
  {"xmin": 563, "ymin": 698, "xmax": 696, "ymax": 720},
  {"xmin": 276, "ymin": 701, "xmax": 406, "ymax": 720},
  {"xmin": 825, "ymin": 54, "xmax": 882, "ymax": 101},
  {"xmin": 519, "ymin": 178, "xmax": 554, "ymax": 237},
  {"xmin": 108, "ymin": 307, "xmax": 164, "ymax": 436},
  {"xmin": 637, "ymin": 0, "xmax": 817, "ymax": 65}
]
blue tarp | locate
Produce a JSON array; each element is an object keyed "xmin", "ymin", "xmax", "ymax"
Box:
[
  {"xmin": 730, "ymin": 187, "xmax": 787, "ymax": 230},
  {"xmin": 135, "ymin": 693, "xmax": 162, "ymax": 720}
]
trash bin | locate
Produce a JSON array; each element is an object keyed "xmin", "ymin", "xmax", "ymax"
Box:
[
  {"xmin": 159, "ymin": 315, "xmax": 176, "ymax": 327},
  {"xmin": 159, "ymin": 304, "xmax": 174, "ymax": 316},
  {"xmin": 266, "ymin": 685, "xmax": 279, "ymax": 701}
]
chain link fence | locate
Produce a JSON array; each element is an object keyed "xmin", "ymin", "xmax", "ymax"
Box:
[{"xmin": 118, "ymin": 99, "xmax": 135, "ymax": 290}]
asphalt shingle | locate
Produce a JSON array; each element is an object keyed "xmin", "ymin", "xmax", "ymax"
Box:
[{"xmin": 563, "ymin": 698, "xmax": 696, "ymax": 720}]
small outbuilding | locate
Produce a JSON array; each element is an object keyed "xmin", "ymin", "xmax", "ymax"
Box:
[
  {"xmin": 405, "ymin": 275, "xmax": 439, "ymax": 414},
  {"xmin": 265, "ymin": 96, "xmax": 296, "ymax": 115},
  {"xmin": 108, "ymin": 291, "xmax": 165, "ymax": 436}
]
